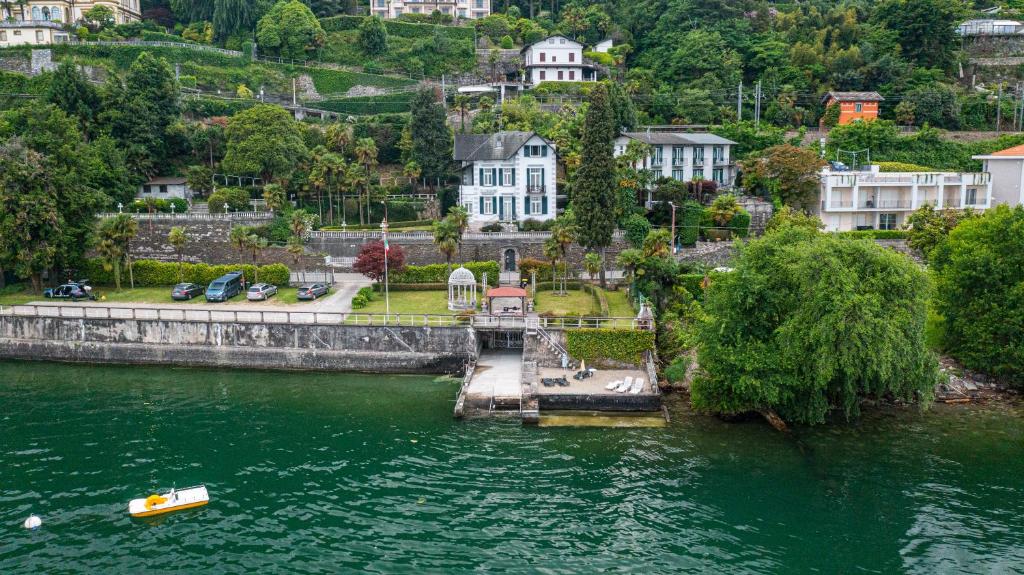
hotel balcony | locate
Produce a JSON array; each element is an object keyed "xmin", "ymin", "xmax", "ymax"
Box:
[{"xmin": 526, "ymin": 185, "xmax": 546, "ymax": 194}]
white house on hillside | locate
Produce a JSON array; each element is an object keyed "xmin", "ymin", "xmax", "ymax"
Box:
[
  {"xmin": 454, "ymin": 131, "xmax": 557, "ymax": 225},
  {"xmin": 520, "ymin": 35, "xmax": 597, "ymax": 85},
  {"xmin": 815, "ymin": 165, "xmax": 992, "ymax": 232},
  {"xmin": 972, "ymin": 144, "xmax": 1024, "ymax": 207},
  {"xmin": 614, "ymin": 132, "xmax": 738, "ymax": 203},
  {"xmin": 137, "ymin": 177, "xmax": 192, "ymax": 200},
  {"xmin": 372, "ymin": 0, "xmax": 490, "ymax": 20}
]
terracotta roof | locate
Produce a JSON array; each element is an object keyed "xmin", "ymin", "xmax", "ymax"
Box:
[
  {"xmin": 821, "ymin": 91, "xmax": 885, "ymax": 104},
  {"xmin": 486, "ymin": 287, "xmax": 527, "ymax": 297},
  {"xmin": 991, "ymin": 144, "xmax": 1024, "ymax": 156}
]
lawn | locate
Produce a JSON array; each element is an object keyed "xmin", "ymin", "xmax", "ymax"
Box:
[
  {"xmin": 534, "ymin": 289, "xmax": 599, "ymax": 317},
  {"xmin": 604, "ymin": 289, "xmax": 636, "ymax": 317},
  {"xmin": 355, "ymin": 290, "xmax": 457, "ymax": 316}
]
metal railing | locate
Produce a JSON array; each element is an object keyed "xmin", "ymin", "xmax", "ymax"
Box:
[
  {"xmin": 0, "ymin": 304, "xmax": 645, "ymax": 330},
  {"xmin": 308, "ymin": 230, "xmax": 627, "ymax": 240},
  {"xmin": 62, "ymin": 38, "xmax": 243, "ymax": 57},
  {"xmin": 94, "ymin": 212, "xmax": 274, "ymax": 221}
]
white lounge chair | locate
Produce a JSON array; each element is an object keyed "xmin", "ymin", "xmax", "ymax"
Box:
[
  {"xmin": 605, "ymin": 380, "xmax": 621, "ymax": 391},
  {"xmin": 630, "ymin": 378, "xmax": 645, "ymax": 394},
  {"xmin": 615, "ymin": 377, "xmax": 633, "ymax": 393}
]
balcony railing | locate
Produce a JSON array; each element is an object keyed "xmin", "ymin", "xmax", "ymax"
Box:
[
  {"xmin": 860, "ymin": 200, "xmax": 912, "ymax": 209},
  {"xmin": 526, "ymin": 185, "xmax": 545, "ymax": 194},
  {"xmin": 672, "ymin": 157, "xmax": 685, "ymax": 166},
  {"xmin": 826, "ymin": 200, "xmax": 854, "ymax": 209}
]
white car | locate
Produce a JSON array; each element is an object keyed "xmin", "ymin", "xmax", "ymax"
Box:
[{"xmin": 246, "ymin": 283, "xmax": 278, "ymax": 301}]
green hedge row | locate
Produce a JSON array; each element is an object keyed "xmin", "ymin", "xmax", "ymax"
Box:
[
  {"xmin": 128, "ymin": 198, "xmax": 189, "ymax": 213},
  {"xmin": 81, "ymin": 258, "xmax": 290, "ymax": 287},
  {"xmin": 351, "ymin": 286, "xmax": 375, "ymax": 308},
  {"xmin": 565, "ymin": 328, "xmax": 656, "ymax": 366},
  {"xmin": 582, "ymin": 283, "xmax": 610, "ymax": 316},
  {"xmin": 371, "ymin": 283, "xmax": 447, "ymax": 292},
  {"xmin": 320, "ymin": 15, "xmax": 475, "ymax": 41},
  {"xmin": 679, "ymin": 202, "xmax": 703, "ymax": 246},
  {"xmin": 315, "ymin": 92, "xmax": 415, "ymax": 115},
  {"xmin": 834, "ymin": 230, "xmax": 910, "ymax": 240},
  {"xmin": 391, "ymin": 261, "xmax": 498, "ymax": 284},
  {"xmin": 307, "ymin": 68, "xmax": 415, "ymax": 94},
  {"xmin": 51, "ymin": 43, "xmax": 244, "ymax": 69}
]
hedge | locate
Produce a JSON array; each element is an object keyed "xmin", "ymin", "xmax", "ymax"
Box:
[
  {"xmin": 315, "ymin": 92, "xmax": 415, "ymax": 115},
  {"xmin": 81, "ymin": 258, "xmax": 290, "ymax": 287},
  {"xmin": 678, "ymin": 273, "xmax": 706, "ymax": 301},
  {"xmin": 834, "ymin": 230, "xmax": 910, "ymax": 240},
  {"xmin": 565, "ymin": 328, "xmax": 656, "ymax": 366},
  {"xmin": 372, "ymin": 282, "xmax": 448, "ymax": 291},
  {"xmin": 729, "ymin": 210, "xmax": 751, "ymax": 238},
  {"xmin": 351, "ymin": 286, "xmax": 375, "ymax": 309},
  {"xmin": 876, "ymin": 161, "xmax": 936, "ymax": 172},
  {"xmin": 320, "ymin": 15, "xmax": 475, "ymax": 41},
  {"xmin": 322, "ymin": 219, "xmax": 431, "ymax": 231},
  {"xmin": 390, "ymin": 261, "xmax": 499, "ymax": 284},
  {"xmin": 679, "ymin": 201, "xmax": 703, "ymax": 246},
  {"xmin": 128, "ymin": 198, "xmax": 188, "ymax": 214},
  {"xmin": 582, "ymin": 283, "xmax": 610, "ymax": 316}
]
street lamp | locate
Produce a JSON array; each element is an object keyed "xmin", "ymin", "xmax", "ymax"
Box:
[
  {"xmin": 117, "ymin": 202, "xmax": 123, "ymax": 214},
  {"xmin": 380, "ymin": 201, "xmax": 390, "ymax": 320}
]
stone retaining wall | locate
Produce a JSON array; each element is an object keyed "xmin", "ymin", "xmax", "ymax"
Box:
[{"xmin": 0, "ymin": 315, "xmax": 477, "ymax": 374}]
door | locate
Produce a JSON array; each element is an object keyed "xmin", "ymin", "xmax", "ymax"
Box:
[
  {"xmin": 503, "ymin": 197, "xmax": 514, "ymax": 221},
  {"xmin": 504, "ymin": 249, "xmax": 516, "ymax": 272}
]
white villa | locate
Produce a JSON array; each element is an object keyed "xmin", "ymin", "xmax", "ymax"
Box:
[
  {"xmin": 137, "ymin": 177, "xmax": 192, "ymax": 200},
  {"xmin": 972, "ymin": 144, "xmax": 1024, "ymax": 207},
  {"xmin": 454, "ymin": 131, "xmax": 557, "ymax": 225},
  {"xmin": 614, "ymin": 131, "xmax": 738, "ymax": 202},
  {"xmin": 816, "ymin": 165, "xmax": 992, "ymax": 231},
  {"xmin": 1, "ymin": 0, "xmax": 141, "ymax": 25},
  {"xmin": 371, "ymin": 0, "xmax": 490, "ymax": 20},
  {"xmin": 520, "ymin": 35, "xmax": 597, "ymax": 85},
  {"xmin": 0, "ymin": 21, "xmax": 69, "ymax": 46}
]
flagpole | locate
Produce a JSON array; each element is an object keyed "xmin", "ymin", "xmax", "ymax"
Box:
[{"xmin": 381, "ymin": 203, "xmax": 390, "ymax": 320}]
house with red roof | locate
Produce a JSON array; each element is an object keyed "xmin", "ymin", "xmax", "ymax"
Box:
[
  {"xmin": 973, "ymin": 144, "xmax": 1024, "ymax": 207},
  {"xmin": 821, "ymin": 91, "xmax": 884, "ymax": 125}
]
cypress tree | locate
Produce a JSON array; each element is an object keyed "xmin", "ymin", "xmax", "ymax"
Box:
[
  {"xmin": 409, "ymin": 87, "xmax": 452, "ymax": 190},
  {"xmin": 573, "ymin": 83, "xmax": 617, "ymax": 286}
]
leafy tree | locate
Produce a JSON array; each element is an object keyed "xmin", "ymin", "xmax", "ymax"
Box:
[
  {"xmin": 168, "ymin": 226, "xmax": 188, "ymax": 282},
  {"xmin": 875, "ymin": 0, "xmax": 966, "ymax": 68},
  {"xmin": 96, "ymin": 214, "xmax": 138, "ymax": 290},
  {"xmin": 83, "ymin": 5, "xmax": 114, "ymax": 29},
  {"xmin": 256, "ymin": 0, "xmax": 326, "ymax": 60},
  {"xmin": 186, "ymin": 165, "xmax": 215, "ymax": 197},
  {"xmin": 623, "ymin": 213, "xmax": 652, "ymax": 249},
  {"xmin": 45, "ymin": 61, "xmax": 100, "ymax": 139},
  {"xmin": 0, "ymin": 141, "xmax": 60, "ymax": 293},
  {"xmin": 211, "ymin": 0, "xmax": 272, "ymax": 42},
  {"xmin": 765, "ymin": 206, "xmax": 824, "ymax": 235},
  {"xmin": 353, "ymin": 240, "xmax": 405, "ymax": 282},
  {"xmin": 104, "ymin": 52, "xmax": 180, "ymax": 179},
  {"xmin": 573, "ymin": 84, "xmax": 617, "ymax": 287},
  {"xmin": 931, "ymin": 206, "xmax": 1024, "ymax": 385},
  {"xmin": 208, "ymin": 187, "xmax": 251, "ymax": 213},
  {"xmin": 223, "ymin": 104, "xmax": 307, "ymax": 182},
  {"xmin": 821, "ymin": 103, "xmax": 841, "ymax": 129},
  {"xmin": 905, "ymin": 83, "xmax": 961, "ymax": 129},
  {"xmin": 894, "ymin": 100, "xmax": 916, "ymax": 127},
  {"xmin": 694, "ymin": 227, "xmax": 938, "ymax": 425},
  {"xmin": 262, "ymin": 183, "xmax": 287, "ymax": 213},
  {"xmin": 905, "ymin": 204, "xmax": 976, "ymax": 261},
  {"xmin": 741, "ymin": 144, "xmax": 826, "ymax": 209},
  {"xmin": 358, "ymin": 15, "xmax": 389, "ymax": 55},
  {"xmin": 408, "ymin": 88, "xmax": 452, "ymax": 188}
]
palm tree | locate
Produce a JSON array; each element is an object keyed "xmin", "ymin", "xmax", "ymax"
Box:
[
  {"xmin": 432, "ymin": 218, "xmax": 459, "ymax": 273},
  {"xmin": 344, "ymin": 162, "xmax": 369, "ymax": 225},
  {"xmin": 543, "ymin": 237, "xmax": 560, "ymax": 293},
  {"xmin": 290, "ymin": 211, "xmax": 308, "ymax": 240},
  {"xmin": 326, "ymin": 122, "xmax": 353, "ymax": 154},
  {"xmin": 453, "ymin": 94, "xmax": 471, "ymax": 133},
  {"xmin": 583, "ymin": 252, "xmax": 601, "ymax": 281},
  {"xmin": 229, "ymin": 225, "xmax": 250, "ymax": 265},
  {"xmin": 262, "ymin": 183, "xmax": 286, "ymax": 214},
  {"xmin": 403, "ymin": 160, "xmax": 422, "ymax": 194},
  {"xmin": 245, "ymin": 233, "xmax": 268, "ymax": 282},
  {"xmin": 286, "ymin": 236, "xmax": 304, "ymax": 268},
  {"xmin": 446, "ymin": 206, "xmax": 469, "ymax": 261},
  {"xmin": 168, "ymin": 226, "xmax": 188, "ymax": 282},
  {"xmin": 354, "ymin": 137, "xmax": 379, "ymax": 224},
  {"xmin": 108, "ymin": 214, "xmax": 138, "ymax": 289},
  {"xmin": 550, "ymin": 216, "xmax": 576, "ymax": 295},
  {"xmin": 96, "ymin": 237, "xmax": 125, "ymax": 291}
]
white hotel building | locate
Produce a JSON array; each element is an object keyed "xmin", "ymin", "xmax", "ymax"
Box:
[
  {"xmin": 454, "ymin": 131, "xmax": 558, "ymax": 225},
  {"xmin": 371, "ymin": 0, "xmax": 490, "ymax": 20},
  {"xmin": 816, "ymin": 165, "xmax": 992, "ymax": 231}
]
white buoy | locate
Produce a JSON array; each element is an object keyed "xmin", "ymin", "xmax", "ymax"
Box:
[{"xmin": 23, "ymin": 515, "xmax": 42, "ymax": 530}]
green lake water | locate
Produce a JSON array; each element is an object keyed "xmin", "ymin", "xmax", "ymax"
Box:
[{"xmin": 1, "ymin": 360, "xmax": 1023, "ymax": 574}]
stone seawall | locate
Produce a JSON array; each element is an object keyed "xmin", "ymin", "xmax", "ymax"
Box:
[{"xmin": 0, "ymin": 315, "xmax": 477, "ymax": 374}]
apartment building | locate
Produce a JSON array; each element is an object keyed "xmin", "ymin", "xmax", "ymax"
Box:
[
  {"xmin": 1, "ymin": 1, "xmax": 141, "ymax": 26},
  {"xmin": 520, "ymin": 35, "xmax": 597, "ymax": 85},
  {"xmin": 371, "ymin": 0, "xmax": 490, "ymax": 20},
  {"xmin": 817, "ymin": 165, "xmax": 992, "ymax": 231},
  {"xmin": 614, "ymin": 131, "xmax": 738, "ymax": 203},
  {"xmin": 454, "ymin": 131, "xmax": 557, "ymax": 225},
  {"xmin": 972, "ymin": 144, "xmax": 1024, "ymax": 207}
]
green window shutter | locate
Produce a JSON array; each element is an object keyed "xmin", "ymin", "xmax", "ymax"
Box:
[
  {"xmin": 524, "ymin": 197, "xmax": 531, "ymax": 215},
  {"xmin": 524, "ymin": 146, "xmax": 531, "ymax": 158},
  {"xmin": 498, "ymin": 197, "xmax": 504, "ymax": 219},
  {"xmin": 478, "ymin": 168, "xmax": 483, "ymax": 186},
  {"xmin": 511, "ymin": 169, "xmax": 516, "ymax": 186},
  {"xmin": 498, "ymin": 169, "xmax": 504, "ymax": 186},
  {"xmin": 541, "ymin": 168, "xmax": 545, "ymax": 187},
  {"xmin": 512, "ymin": 197, "xmax": 517, "ymax": 219},
  {"xmin": 491, "ymin": 168, "xmax": 497, "ymax": 187},
  {"xmin": 541, "ymin": 146, "xmax": 547, "ymax": 157},
  {"xmin": 492, "ymin": 196, "xmax": 498, "ymax": 216},
  {"xmin": 542, "ymin": 196, "xmax": 548, "ymax": 214},
  {"xmin": 479, "ymin": 197, "xmax": 484, "ymax": 213}
]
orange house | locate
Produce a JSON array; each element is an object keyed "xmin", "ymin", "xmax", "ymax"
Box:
[{"xmin": 821, "ymin": 91, "xmax": 884, "ymax": 125}]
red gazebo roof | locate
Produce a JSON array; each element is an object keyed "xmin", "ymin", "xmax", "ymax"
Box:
[{"xmin": 486, "ymin": 287, "xmax": 527, "ymax": 297}]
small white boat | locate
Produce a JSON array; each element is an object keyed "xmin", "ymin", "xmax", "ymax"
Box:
[
  {"xmin": 129, "ymin": 485, "xmax": 209, "ymax": 518},
  {"xmin": 615, "ymin": 377, "xmax": 633, "ymax": 393},
  {"xmin": 630, "ymin": 378, "xmax": 645, "ymax": 394}
]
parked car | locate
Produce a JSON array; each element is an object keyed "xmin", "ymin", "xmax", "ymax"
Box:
[
  {"xmin": 43, "ymin": 281, "xmax": 95, "ymax": 301},
  {"xmin": 296, "ymin": 283, "xmax": 329, "ymax": 300},
  {"xmin": 171, "ymin": 283, "xmax": 204, "ymax": 301},
  {"xmin": 206, "ymin": 271, "xmax": 244, "ymax": 302},
  {"xmin": 246, "ymin": 283, "xmax": 278, "ymax": 301}
]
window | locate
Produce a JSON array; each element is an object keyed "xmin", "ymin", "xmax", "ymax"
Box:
[
  {"xmin": 713, "ymin": 167, "xmax": 724, "ymax": 183},
  {"xmin": 692, "ymin": 169, "xmax": 704, "ymax": 180},
  {"xmin": 530, "ymin": 197, "xmax": 541, "ymax": 214},
  {"xmin": 482, "ymin": 169, "xmax": 494, "ymax": 186},
  {"xmin": 692, "ymin": 147, "xmax": 704, "ymax": 164},
  {"xmin": 559, "ymin": 38, "xmax": 565, "ymax": 44},
  {"xmin": 0, "ymin": 32, "xmax": 6, "ymax": 41},
  {"xmin": 879, "ymin": 213, "xmax": 897, "ymax": 230},
  {"xmin": 411, "ymin": 6, "xmax": 420, "ymax": 13},
  {"xmin": 539, "ymin": 70, "xmax": 546, "ymax": 80},
  {"xmin": 855, "ymin": 103, "xmax": 863, "ymax": 113},
  {"xmin": 13, "ymin": 30, "xmax": 21, "ymax": 36},
  {"xmin": 524, "ymin": 145, "xmax": 547, "ymax": 158},
  {"xmin": 568, "ymin": 70, "xmax": 574, "ymax": 80},
  {"xmin": 376, "ymin": 0, "xmax": 384, "ymax": 6},
  {"xmin": 464, "ymin": 202, "xmax": 473, "ymax": 215},
  {"xmin": 672, "ymin": 146, "xmax": 684, "ymax": 165},
  {"xmin": 502, "ymin": 168, "xmax": 513, "ymax": 186},
  {"xmin": 966, "ymin": 188, "xmax": 978, "ymax": 205},
  {"xmin": 459, "ymin": 9, "xmax": 466, "ymax": 16},
  {"xmin": 551, "ymin": 55, "xmax": 557, "ymax": 62},
  {"xmin": 483, "ymin": 199, "xmax": 494, "ymax": 215},
  {"xmin": 539, "ymin": 52, "xmax": 545, "ymax": 62},
  {"xmin": 36, "ymin": 31, "xmax": 44, "ymax": 42},
  {"xmin": 557, "ymin": 70, "xmax": 563, "ymax": 80},
  {"xmin": 527, "ymin": 167, "xmax": 543, "ymax": 187},
  {"xmin": 475, "ymin": 0, "xmax": 483, "ymax": 7},
  {"xmin": 159, "ymin": 185, "xmax": 168, "ymax": 194},
  {"xmin": 672, "ymin": 169, "xmax": 685, "ymax": 181},
  {"xmin": 713, "ymin": 146, "xmax": 724, "ymax": 163},
  {"xmin": 651, "ymin": 146, "xmax": 663, "ymax": 166},
  {"xmin": 569, "ymin": 52, "xmax": 575, "ymax": 62}
]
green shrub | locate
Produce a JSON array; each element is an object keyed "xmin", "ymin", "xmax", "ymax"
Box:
[
  {"xmin": 357, "ymin": 286, "xmax": 375, "ymax": 300},
  {"xmin": 208, "ymin": 187, "xmax": 251, "ymax": 212},
  {"xmin": 81, "ymin": 258, "xmax": 289, "ymax": 287},
  {"xmin": 678, "ymin": 273, "xmax": 705, "ymax": 301},
  {"xmin": 679, "ymin": 201, "xmax": 702, "ymax": 246},
  {"xmin": 480, "ymin": 222, "xmax": 503, "ymax": 232},
  {"xmin": 834, "ymin": 230, "xmax": 909, "ymax": 240},
  {"xmin": 499, "ymin": 35, "xmax": 514, "ymax": 49},
  {"xmin": 729, "ymin": 209, "xmax": 751, "ymax": 238},
  {"xmin": 320, "ymin": 15, "xmax": 475, "ymax": 40},
  {"xmin": 566, "ymin": 328, "xmax": 656, "ymax": 366},
  {"xmin": 390, "ymin": 261, "xmax": 499, "ymax": 283},
  {"xmin": 129, "ymin": 198, "xmax": 189, "ymax": 214},
  {"xmin": 351, "ymin": 294, "xmax": 368, "ymax": 308},
  {"xmin": 665, "ymin": 356, "xmax": 691, "ymax": 383},
  {"xmin": 373, "ymin": 282, "xmax": 448, "ymax": 291},
  {"xmin": 582, "ymin": 283, "xmax": 610, "ymax": 316},
  {"xmin": 876, "ymin": 161, "xmax": 936, "ymax": 172}
]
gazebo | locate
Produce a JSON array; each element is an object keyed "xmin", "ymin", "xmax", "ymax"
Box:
[
  {"xmin": 447, "ymin": 266, "xmax": 478, "ymax": 311},
  {"xmin": 486, "ymin": 286, "xmax": 528, "ymax": 316}
]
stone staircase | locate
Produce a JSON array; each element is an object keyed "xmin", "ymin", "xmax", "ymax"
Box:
[{"xmin": 190, "ymin": 202, "xmax": 209, "ymax": 214}]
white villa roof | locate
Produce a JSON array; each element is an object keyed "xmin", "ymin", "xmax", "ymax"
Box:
[{"xmin": 620, "ymin": 132, "xmax": 737, "ymax": 146}]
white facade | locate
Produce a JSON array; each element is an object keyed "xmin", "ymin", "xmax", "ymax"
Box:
[
  {"xmin": 371, "ymin": 0, "xmax": 490, "ymax": 20},
  {"xmin": 614, "ymin": 132, "xmax": 738, "ymax": 203},
  {"xmin": 816, "ymin": 166, "xmax": 992, "ymax": 232},
  {"xmin": 957, "ymin": 19, "xmax": 1023, "ymax": 36},
  {"xmin": 521, "ymin": 35, "xmax": 596, "ymax": 85},
  {"xmin": 0, "ymin": 21, "xmax": 69, "ymax": 47},
  {"xmin": 138, "ymin": 178, "xmax": 192, "ymax": 200},
  {"xmin": 455, "ymin": 132, "xmax": 557, "ymax": 225},
  {"xmin": 594, "ymin": 39, "xmax": 613, "ymax": 53},
  {"xmin": 972, "ymin": 148, "xmax": 1024, "ymax": 207},
  {"xmin": 1, "ymin": 1, "xmax": 141, "ymax": 26}
]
